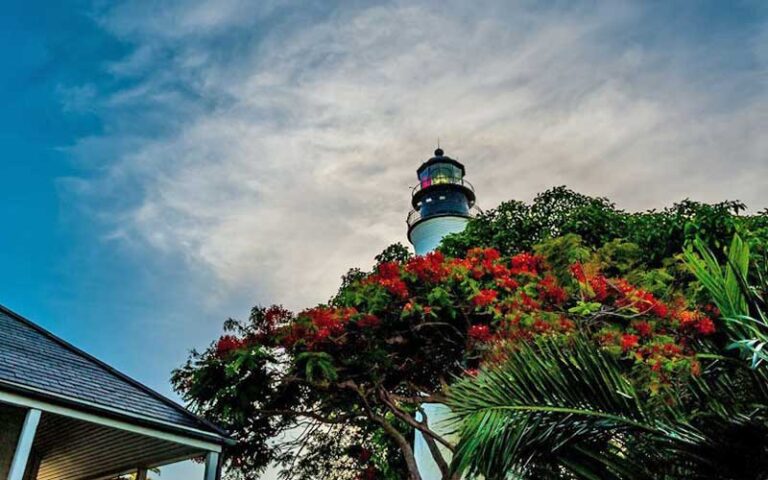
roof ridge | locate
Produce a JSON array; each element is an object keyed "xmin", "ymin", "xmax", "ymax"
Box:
[{"xmin": 0, "ymin": 303, "xmax": 229, "ymax": 440}]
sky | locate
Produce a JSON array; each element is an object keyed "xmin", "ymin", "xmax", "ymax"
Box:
[{"xmin": 0, "ymin": 0, "xmax": 766, "ymax": 478}]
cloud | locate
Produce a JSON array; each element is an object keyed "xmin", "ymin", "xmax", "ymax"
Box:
[{"xmin": 64, "ymin": 0, "xmax": 767, "ymax": 311}]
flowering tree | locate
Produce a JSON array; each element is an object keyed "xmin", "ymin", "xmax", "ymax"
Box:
[
  {"xmin": 173, "ymin": 241, "xmax": 718, "ymax": 480},
  {"xmin": 447, "ymin": 235, "xmax": 768, "ymax": 479}
]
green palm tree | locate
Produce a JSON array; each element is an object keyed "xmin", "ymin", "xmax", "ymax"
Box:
[
  {"xmin": 447, "ymin": 235, "xmax": 768, "ymax": 480},
  {"xmin": 447, "ymin": 336, "xmax": 768, "ymax": 479}
]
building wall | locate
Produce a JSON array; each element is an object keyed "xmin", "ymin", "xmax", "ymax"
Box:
[
  {"xmin": 410, "ymin": 216, "xmax": 469, "ymax": 255},
  {"xmin": 0, "ymin": 403, "xmax": 26, "ymax": 478}
]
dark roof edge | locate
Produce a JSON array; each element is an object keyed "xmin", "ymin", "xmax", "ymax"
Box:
[
  {"xmin": 0, "ymin": 379, "xmax": 234, "ymax": 446},
  {"xmin": 0, "ymin": 303, "xmax": 232, "ymax": 443}
]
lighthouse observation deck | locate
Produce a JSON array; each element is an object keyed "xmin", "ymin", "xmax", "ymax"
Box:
[{"xmin": 406, "ymin": 148, "xmax": 480, "ymax": 236}]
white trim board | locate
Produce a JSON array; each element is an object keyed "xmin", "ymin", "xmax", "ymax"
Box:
[{"xmin": 0, "ymin": 390, "xmax": 222, "ymax": 453}]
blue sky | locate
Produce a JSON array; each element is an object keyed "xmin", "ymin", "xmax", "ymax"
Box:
[{"xmin": 0, "ymin": 1, "xmax": 766, "ymax": 478}]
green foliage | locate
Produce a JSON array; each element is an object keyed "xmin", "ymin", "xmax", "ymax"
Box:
[
  {"xmin": 449, "ymin": 235, "xmax": 768, "ymax": 480},
  {"xmin": 684, "ymin": 235, "xmax": 749, "ymax": 320},
  {"xmin": 533, "ymin": 234, "xmax": 590, "ymax": 285},
  {"xmin": 448, "ymin": 334, "xmax": 768, "ymax": 479},
  {"xmin": 375, "ymin": 242, "xmax": 413, "ymax": 265},
  {"xmin": 685, "ymin": 235, "xmax": 768, "ymax": 368},
  {"xmin": 440, "ymin": 187, "xmax": 758, "ymax": 270},
  {"xmin": 448, "ymin": 335, "xmax": 699, "ymax": 480},
  {"xmin": 174, "ymin": 188, "xmax": 768, "ymax": 480}
]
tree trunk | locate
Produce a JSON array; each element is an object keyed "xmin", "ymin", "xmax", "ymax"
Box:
[
  {"xmin": 421, "ymin": 418, "xmax": 460, "ymax": 480},
  {"xmin": 375, "ymin": 416, "xmax": 422, "ymax": 480}
]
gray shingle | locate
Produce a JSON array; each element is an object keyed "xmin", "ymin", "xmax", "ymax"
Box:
[{"xmin": 0, "ymin": 305, "xmax": 225, "ymax": 439}]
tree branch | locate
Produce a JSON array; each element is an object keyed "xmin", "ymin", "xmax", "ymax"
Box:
[{"xmin": 378, "ymin": 388, "xmax": 455, "ymax": 452}]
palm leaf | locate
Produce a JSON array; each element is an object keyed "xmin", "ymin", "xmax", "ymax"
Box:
[
  {"xmin": 685, "ymin": 234, "xmax": 768, "ymax": 368},
  {"xmin": 683, "ymin": 235, "xmax": 749, "ymax": 321},
  {"xmin": 446, "ymin": 336, "xmax": 700, "ymax": 479}
]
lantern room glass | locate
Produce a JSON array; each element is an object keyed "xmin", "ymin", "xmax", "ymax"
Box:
[{"xmin": 418, "ymin": 163, "xmax": 463, "ymax": 189}]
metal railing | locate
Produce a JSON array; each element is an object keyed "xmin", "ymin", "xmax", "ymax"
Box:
[
  {"xmin": 406, "ymin": 204, "xmax": 482, "ymax": 229},
  {"xmin": 411, "ymin": 177, "xmax": 475, "ymax": 197}
]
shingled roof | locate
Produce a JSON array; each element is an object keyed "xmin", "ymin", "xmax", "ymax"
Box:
[{"xmin": 0, "ymin": 304, "xmax": 228, "ymax": 443}]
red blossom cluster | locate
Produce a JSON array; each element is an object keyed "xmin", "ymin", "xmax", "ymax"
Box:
[
  {"xmin": 509, "ymin": 252, "xmax": 542, "ymax": 275},
  {"xmin": 215, "ymin": 335, "xmax": 246, "ymax": 357},
  {"xmin": 366, "ymin": 262, "xmax": 409, "ymax": 299},
  {"xmin": 210, "ymin": 246, "xmax": 720, "ymax": 392},
  {"xmin": 471, "ymin": 289, "xmax": 498, "ymax": 308},
  {"xmin": 676, "ymin": 310, "xmax": 716, "ymax": 335},
  {"xmin": 539, "ymin": 275, "xmax": 568, "ymax": 304},
  {"xmin": 405, "ymin": 251, "xmax": 449, "ymax": 283},
  {"xmin": 468, "ymin": 324, "xmax": 492, "ymax": 342},
  {"xmin": 357, "ymin": 314, "xmax": 381, "ymax": 328},
  {"xmin": 562, "ymin": 262, "xmax": 717, "ymax": 378}
]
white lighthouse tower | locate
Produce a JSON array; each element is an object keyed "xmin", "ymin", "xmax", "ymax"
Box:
[
  {"xmin": 407, "ymin": 148, "xmax": 477, "ymax": 479},
  {"xmin": 407, "ymin": 148, "xmax": 477, "ymax": 255}
]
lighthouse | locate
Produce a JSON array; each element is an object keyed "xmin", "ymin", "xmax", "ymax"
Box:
[
  {"xmin": 407, "ymin": 148, "xmax": 477, "ymax": 479},
  {"xmin": 407, "ymin": 148, "xmax": 476, "ymax": 255}
]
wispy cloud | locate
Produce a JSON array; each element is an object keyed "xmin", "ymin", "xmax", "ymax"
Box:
[{"xmin": 62, "ymin": 0, "xmax": 767, "ymax": 310}]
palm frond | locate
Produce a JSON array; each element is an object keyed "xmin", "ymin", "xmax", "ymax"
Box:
[
  {"xmin": 685, "ymin": 234, "xmax": 768, "ymax": 368},
  {"xmin": 446, "ymin": 336, "xmax": 699, "ymax": 480},
  {"xmin": 683, "ymin": 235, "xmax": 749, "ymax": 320}
]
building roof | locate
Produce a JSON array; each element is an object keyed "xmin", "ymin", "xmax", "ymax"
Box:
[{"xmin": 0, "ymin": 304, "xmax": 229, "ymax": 444}]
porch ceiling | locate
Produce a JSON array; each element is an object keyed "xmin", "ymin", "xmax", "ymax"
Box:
[{"xmin": 32, "ymin": 412, "xmax": 204, "ymax": 480}]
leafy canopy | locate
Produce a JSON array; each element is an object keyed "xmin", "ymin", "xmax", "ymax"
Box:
[{"xmin": 172, "ymin": 187, "xmax": 768, "ymax": 480}]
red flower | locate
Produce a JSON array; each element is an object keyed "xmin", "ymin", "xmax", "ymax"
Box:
[
  {"xmin": 620, "ymin": 334, "xmax": 639, "ymax": 351},
  {"xmin": 570, "ymin": 263, "xmax": 587, "ymax": 283},
  {"xmin": 215, "ymin": 335, "xmax": 244, "ymax": 357},
  {"xmin": 468, "ymin": 324, "xmax": 492, "ymax": 342},
  {"xmin": 633, "ymin": 321, "xmax": 653, "ymax": 337},
  {"xmin": 589, "ymin": 275, "xmax": 609, "ymax": 301},
  {"xmin": 315, "ymin": 328, "xmax": 331, "ymax": 342},
  {"xmin": 663, "ymin": 343, "xmax": 682, "ymax": 356},
  {"xmin": 677, "ymin": 310, "xmax": 698, "ymax": 327},
  {"xmin": 467, "ymin": 247, "xmax": 501, "ymax": 263},
  {"xmin": 697, "ymin": 317, "xmax": 716, "ymax": 335},
  {"xmin": 368, "ymin": 262, "xmax": 410, "ymax": 299},
  {"xmin": 471, "ymin": 289, "xmax": 498, "ymax": 307},
  {"xmin": 539, "ymin": 275, "xmax": 567, "ymax": 304},
  {"xmin": 305, "ymin": 307, "xmax": 346, "ymax": 335},
  {"xmin": 357, "ymin": 314, "xmax": 381, "ymax": 328},
  {"xmin": 519, "ymin": 292, "xmax": 541, "ymax": 311},
  {"xmin": 262, "ymin": 305, "xmax": 292, "ymax": 334},
  {"xmin": 376, "ymin": 261, "xmax": 400, "ymax": 279},
  {"xmin": 533, "ymin": 318, "xmax": 551, "ymax": 333},
  {"xmin": 403, "ymin": 301, "xmax": 415, "ymax": 314},
  {"xmin": 559, "ymin": 317, "xmax": 575, "ymax": 331},
  {"xmin": 405, "ymin": 251, "xmax": 448, "ymax": 283},
  {"xmin": 510, "ymin": 252, "xmax": 542, "ymax": 274},
  {"xmin": 496, "ymin": 276, "xmax": 520, "ymax": 291},
  {"xmin": 650, "ymin": 299, "xmax": 668, "ymax": 318}
]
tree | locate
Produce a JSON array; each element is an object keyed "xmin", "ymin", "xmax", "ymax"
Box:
[
  {"xmin": 448, "ymin": 236, "xmax": 768, "ymax": 479},
  {"xmin": 440, "ymin": 186, "xmax": 766, "ymax": 267},
  {"xmin": 172, "ymin": 189, "xmax": 768, "ymax": 479},
  {"xmin": 173, "ymin": 248, "xmax": 716, "ymax": 479}
]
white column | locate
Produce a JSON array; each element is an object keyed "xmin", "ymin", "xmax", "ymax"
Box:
[
  {"xmin": 8, "ymin": 408, "xmax": 41, "ymax": 480},
  {"xmin": 203, "ymin": 451, "xmax": 220, "ymax": 480}
]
